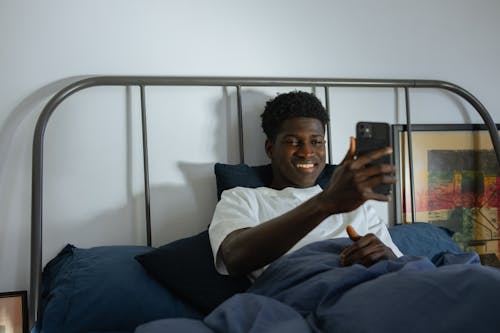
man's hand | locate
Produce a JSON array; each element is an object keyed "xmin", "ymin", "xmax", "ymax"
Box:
[
  {"xmin": 339, "ymin": 225, "xmax": 396, "ymax": 267},
  {"xmin": 319, "ymin": 138, "xmax": 396, "ymax": 215}
]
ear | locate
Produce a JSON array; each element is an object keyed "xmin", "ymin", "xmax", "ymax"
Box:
[{"xmin": 265, "ymin": 139, "xmax": 273, "ymax": 159}]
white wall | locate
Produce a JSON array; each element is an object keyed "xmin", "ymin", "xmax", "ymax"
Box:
[{"xmin": 1, "ymin": 0, "xmax": 499, "ymax": 295}]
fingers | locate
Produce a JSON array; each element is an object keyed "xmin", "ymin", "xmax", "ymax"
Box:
[
  {"xmin": 352, "ymin": 166, "xmax": 396, "ymax": 188},
  {"xmin": 340, "ymin": 232, "xmax": 374, "ymax": 260},
  {"xmin": 346, "ymin": 225, "xmax": 361, "ymax": 241},
  {"xmin": 323, "ymin": 143, "xmax": 395, "ymax": 214},
  {"xmin": 349, "ymin": 146, "xmax": 395, "ymax": 184},
  {"xmin": 340, "ymin": 137, "xmax": 356, "ymax": 164},
  {"xmin": 339, "ymin": 233, "xmax": 395, "ymax": 267},
  {"xmin": 352, "ymin": 146, "xmax": 392, "ymax": 169},
  {"xmin": 353, "ymin": 162, "xmax": 395, "ymax": 178},
  {"xmin": 349, "ymin": 148, "xmax": 396, "ymax": 200},
  {"xmin": 352, "ymin": 246, "xmax": 387, "ymax": 266},
  {"xmin": 349, "ymin": 168, "xmax": 396, "ymax": 202},
  {"xmin": 348, "ymin": 136, "xmax": 356, "ymax": 158}
]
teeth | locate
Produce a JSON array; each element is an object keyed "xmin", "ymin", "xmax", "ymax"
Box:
[{"xmin": 296, "ymin": 163, "xmax": 314, "ymax": 168}]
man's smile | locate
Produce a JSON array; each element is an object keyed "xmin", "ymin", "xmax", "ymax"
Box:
[
  {"xmin": 296, "ymin": 163, "xmax": 314, "ymax": 168},
  {"xmin": 294, "ymin": 161, "xmax": 318, "ymax": 172}
]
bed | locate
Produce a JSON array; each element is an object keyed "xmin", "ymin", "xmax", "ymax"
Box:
[{"xmin": 29, "ymin": 77, "xmax": 500, "ymax": 333}]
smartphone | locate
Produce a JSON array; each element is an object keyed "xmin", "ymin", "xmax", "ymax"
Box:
[{"xmin": 355, "ymin": 121, "xmax": 392, "ymax": 195}]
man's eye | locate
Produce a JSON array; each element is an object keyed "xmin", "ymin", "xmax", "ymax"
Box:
[
  {"xmin": 283, "ymin": 139, "xmax": 302, "ymax": 147},
  {"xmin": 284, "ymin": 140, "xmax": 301, "ymax": 146},
  {"xmin": 311, "ymin": 140, "xmax": 325, "ymax": 146}
]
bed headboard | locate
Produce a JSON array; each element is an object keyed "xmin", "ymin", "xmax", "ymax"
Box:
[{"xmin": 29, "ymin": 76, "xmax": 500, "ymax": 326}]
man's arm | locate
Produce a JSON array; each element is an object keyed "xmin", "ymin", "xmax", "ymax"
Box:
[
  {"xmin": 220, "ymin": 144, "xmax": 396, "ymax": 276},
  {"xmin": 219, "ymin": 192, "xmax": 332, "ymax": 276}
]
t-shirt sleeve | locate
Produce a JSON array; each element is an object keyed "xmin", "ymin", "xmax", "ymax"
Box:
[
  {"xmin": 208, "ymin": 188, "xmax": 260, "ymax": 275},
  {"xmin": 365, "ymin": 204, "xmax": 404, "ymax": 257}
]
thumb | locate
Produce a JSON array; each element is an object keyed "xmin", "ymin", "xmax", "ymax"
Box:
[
  {"xmin": 346, "ymin": 225, "xmax": 362, "ymax": 241},
  {"xmin": 340, "ymin": 137, "xmax": 356, "ymax": 164}
]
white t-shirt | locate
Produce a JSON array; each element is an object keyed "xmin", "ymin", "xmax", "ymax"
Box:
[{"xmin": 209, "ymin": 185, "xmax": 402, "ymax": 280}]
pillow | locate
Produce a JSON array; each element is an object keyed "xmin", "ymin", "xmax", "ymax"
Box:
[
  {"xmin": 214, "ymin": 163, "xmax": 337, "ymax": 199},
  {"xmin": 135, "ymin": 230, "xmax": 251, "ymax": 314},
  {"xmin": 388, "ymin": 222, "xmax": 464, "ymax": 262},
  {"xmin": 34, "ymin": 244, "xmax": 201, "ymax": 333}
]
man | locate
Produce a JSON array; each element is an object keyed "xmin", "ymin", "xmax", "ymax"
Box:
[{"xmin": 209, "ymin": 91, "xmax": 402, "ymax": 280}]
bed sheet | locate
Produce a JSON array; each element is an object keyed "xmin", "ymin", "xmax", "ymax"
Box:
[{"xmin": 136, "ymin": 238, "xmax": 500, "ymax": 333}]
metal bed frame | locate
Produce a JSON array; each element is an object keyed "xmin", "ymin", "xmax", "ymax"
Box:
[{"xmin": 29, "ymin": 76, "xmax": 500, "ymax": 326}]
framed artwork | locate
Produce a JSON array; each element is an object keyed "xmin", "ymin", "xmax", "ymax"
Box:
[
  {"xmin": 0, "ymin": 291, "xmax": 28, "ymax": 333},
  {"xmin": 392, "ymin": 124, "xmax": 500, "ymax": 266}
]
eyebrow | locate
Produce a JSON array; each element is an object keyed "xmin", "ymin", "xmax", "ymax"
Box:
[{"xmin": 282, "ymin": 134, "xmax": 324, "ymax": 138}]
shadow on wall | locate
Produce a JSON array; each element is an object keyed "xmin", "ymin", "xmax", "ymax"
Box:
[
  {"xmin": 0, "ymin": 76, "xmax": 89, "ymax": 182},
  {"xmin": 41, "ymin": 87, "xmax": 274, "ymax": 256},
  {"xmin": 239, "ymin": 89, "xmax": 274, "ymax": 165},
  {"xmin": 213, "ymin": 87, "xmax": 272, "ymax": 165},
  {"xmin": 41, "ymin": 169, "xmax": 216, "ymax": 264},
  {"xmin": 151, "ymin": 161, "xmax": 218, "ymax": 246},
  {"xmin": 0, "ymin": 76, "xmax": 89, "ymax": 291},
  {"xmin": 150, "ymin": 88, "xmax": 273, "ymax": 244},
  {"xmin": 442, "ymin": 89, "xmax": 471, "ymax": 123}
]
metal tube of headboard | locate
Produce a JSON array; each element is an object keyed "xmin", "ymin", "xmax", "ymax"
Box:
[
  {"xmin": 324, "ymin": 87, "xmax": 333, "ymax": 164},
  {"xmin": 404, "ymin": 88, "xmax": 417, "ymax": 223},
  {"xmin": 236, "ymin": 86, "xmax": 245, "ymax": 164},
  {"xmin": 139, "ymin": 86, "xmax": 152, "ymax": 246},
  {"xmin": 29, "ymin": 76, "xmax": 500, "ymax": 327}
]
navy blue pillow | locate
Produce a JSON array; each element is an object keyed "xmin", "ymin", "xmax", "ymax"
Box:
[
  {"xmin": 35, "ymin": 244, "xmax": 200, "ymax": 333},
  {"xmin": 214, "ymin": 163, "xmax": 337, "ymax": 199},
  {"xmin": 135, "ymin": 230, "xmax": 251, "ymax": 314},
  {"xmin": 388, "ymin": 222, "xmax": 463, "ymax": 262}
]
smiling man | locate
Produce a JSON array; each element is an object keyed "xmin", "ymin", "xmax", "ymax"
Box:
[{"xmin": 209, "ymin": 91, "xmax": 402, "ymax": 280}]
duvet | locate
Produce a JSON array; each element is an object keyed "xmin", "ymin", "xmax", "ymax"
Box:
[{"xmin": 136, "ymin": 238, "xmax": 500, "ymax": 333}]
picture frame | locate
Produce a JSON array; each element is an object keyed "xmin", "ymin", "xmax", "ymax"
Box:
[
  {"xmin": 0, "ymin": 291, "xmax": 28, "ymax": 333},
  {"xmin": 392, "ymin": 124, "xmax": 500, "ymax": 266}
]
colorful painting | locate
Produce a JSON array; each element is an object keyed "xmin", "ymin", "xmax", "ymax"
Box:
[{"xmin": 392, "ymin": 124, "xmax": 500, "ymax": 266}]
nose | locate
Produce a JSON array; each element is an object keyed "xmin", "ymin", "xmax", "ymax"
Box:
[{"xmin": 296, "ymin": 142, "xmax": 315, "ymax": 157}]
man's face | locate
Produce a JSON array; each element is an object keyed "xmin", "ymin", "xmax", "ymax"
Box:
[{"xmin": 266, "ymin": 117, "xmax": 326, "ymax": 189}]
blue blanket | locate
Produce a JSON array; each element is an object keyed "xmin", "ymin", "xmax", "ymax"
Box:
[{"xmin": 135, "ymin": 238, "xmax": 500, "ymax": 333}]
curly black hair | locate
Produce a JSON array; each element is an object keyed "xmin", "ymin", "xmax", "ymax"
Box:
[{"xmin": 261, "ymin": 91, "xmax": 329, "ymax": 141}]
